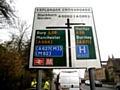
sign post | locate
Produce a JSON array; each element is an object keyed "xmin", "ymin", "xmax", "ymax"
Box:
[{"xmin": 88, "ymin": 68, "xmax": 96, "ymax": 90}]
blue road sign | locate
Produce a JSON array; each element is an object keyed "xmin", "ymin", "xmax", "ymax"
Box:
[
  {"xmin": 34, "ymin": 45, "xmax": 63, "ymax": 57},
  {"xmin": 76, "ymin": 45, "xmax": 89, "ymax": 58}
]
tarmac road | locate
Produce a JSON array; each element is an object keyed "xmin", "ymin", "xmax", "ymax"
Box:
[
  {"xmin": 52, "ymin": 79, "xmax": 116, "ymax": 90},
  {"xmin": 81, "ymin": 84, "xmax": 116, "ymax": 90}
]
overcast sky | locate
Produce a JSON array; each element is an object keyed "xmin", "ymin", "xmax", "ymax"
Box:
[{"xmin": 1, "ymin": 0, "xmax": 120, "ymax": 78}]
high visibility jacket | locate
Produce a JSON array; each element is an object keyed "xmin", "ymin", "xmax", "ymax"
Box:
[
  {"xmin": 44, "ymin": 81, "xmax": 50, "ymax": 90},
  {"xmin": 31, "ymin": 81, "xmax": 37, "ymax": 88}
]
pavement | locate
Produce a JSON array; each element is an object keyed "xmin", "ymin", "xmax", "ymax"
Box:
[{"xmin": 102, "ymin": 84, "xmax": 116, "ymax": 89}]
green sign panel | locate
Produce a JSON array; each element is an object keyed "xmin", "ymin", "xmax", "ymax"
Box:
[
  {"xmin": 33, "ymin": 30, "xmax": 67, "ymax": 66},
  {"xmin": 74, "ymin": 26, "xmax": 96, "ymax": 59}
]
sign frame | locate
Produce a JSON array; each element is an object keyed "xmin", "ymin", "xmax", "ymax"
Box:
[{"xmin": 29, "ymin": 7, "xmax": 101, "ymax": 69}]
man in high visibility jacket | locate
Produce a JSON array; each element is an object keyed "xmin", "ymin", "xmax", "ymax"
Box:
[
  {"xmin": 31, "ymin": 78, "xmax": 37, "ymax": 89},
  {"xmin": 44, "ymin": 78, "xmax": 50, "ymax": 90}
]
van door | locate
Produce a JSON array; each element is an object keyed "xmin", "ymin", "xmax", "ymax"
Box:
[
  {"xmin": 60, "ymin": 76, "xmax": 71, "ymax": 89},
  {"xmin": 69, "ymin": 76, "xmax": 79, "ymax": 88}
]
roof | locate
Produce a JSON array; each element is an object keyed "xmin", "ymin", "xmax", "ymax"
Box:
[
  {"xmin": 109, "ymin": 58, "xmax": 120, "ymax": 66},
  {"xmin": 112, "ymin": 59, "xmax": 120, "ymax": 66}
]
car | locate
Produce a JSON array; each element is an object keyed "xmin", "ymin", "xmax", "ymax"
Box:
[
  {"xmin": 94, "ymin": 80, "xmax": 102, "ymax": 87},
  {"xmin": 85, "ymin": 80, "xmax": 90, "ymax": 85},
  {"xmin": 85, "ymin": 80, "xmax": 102, "ymax": 87},
  {"xmin": 116, "ymin": 82, "xmax": 120, "ymax": 90}
]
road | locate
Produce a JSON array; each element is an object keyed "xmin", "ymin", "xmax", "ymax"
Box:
[
  {"xmin": 52, "ymin": 80, "xmax": 116, "ymax": 90},
  {"xmin": 81, "ymin": 84, "xmax": 116, "ymax": 90}
]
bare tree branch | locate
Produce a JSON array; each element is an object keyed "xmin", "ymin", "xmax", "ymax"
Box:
[
  {"xmin": 9, "ymin": 18, "xmax": 31, "ymax": 52},
  {"xmin": 0, "ymin": 0, "xmax": 17, "ymax": 28}
]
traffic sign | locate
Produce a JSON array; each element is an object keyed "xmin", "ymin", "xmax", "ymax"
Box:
[
  {"xmin": 34, "ymin": 45, "xmax": 63, "ymax": 57},
  {"xmin": 29, "ymin": 7, "xmax": 101, "ymax": 69},
  {"xmin": 76, "ymin": 45, "xmax": 89, "ymax": 58},
  {"xmin": 74, "ymin": 26, "xmax": 96, "ymax": 59},
  {"xmin": 29, "ymin": 29, "xmax": 68, "ymax": 68}
]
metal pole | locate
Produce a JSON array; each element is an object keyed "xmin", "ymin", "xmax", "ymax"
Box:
[
  {"xmin": 67, "ymin": 18, "xmax": 72, "ymax": 67},
  {"xmin": 88, "ymin": 68, "xmax": 96, "ymax": 90},
  {"xmin": 37, "ymin": 70, "xmax": 42, "ymax": 90}
]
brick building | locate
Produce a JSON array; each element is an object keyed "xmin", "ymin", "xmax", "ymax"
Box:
[
  {"xmin": 106, "ymin": 55, "xmax": 120, "ymax": 83},
  {"xmin": 84, "ymin": 55, "xmax": 120, "ymax": 83},
  {"xmin": 84, "ymin": 66, "xmax": 106, "ymax": 81}
]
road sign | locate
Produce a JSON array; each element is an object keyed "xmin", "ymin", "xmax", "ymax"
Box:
[
  {"xmin": 29, "ymin": 30, "xmax": 67, "ymax": 68},
  {"xmin": 34, "ymin": 45, "xmax": 63, "ymax": 57},
  {"xmin": 29, "ymin": 7, "xmax": 101, "ymax": 69},
  {"xmin": 75, "ymin": 26, "xmax": 96, "ymax": 59},
  {"xmin": 34, "ymin": 58, "xmax": 44, "ymax": 65},
  {"xmin": 76, "ymin": 45, "xmax": 89, "ymax": 58}
]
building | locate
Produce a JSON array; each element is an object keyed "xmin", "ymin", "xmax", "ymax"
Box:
[
  {"xmin": 106, "ymin": 55, "xmax": 120, "ymax": 83},
  {"xmin": 94, "ymin": 67, "xmax": 106, "ymax": 81},
  {"xmin": 84, "ymin": 55, "xmax": 120, "ymax": 83},
  {"xmin": 84, "ymin": 66, "xmax": 106, "ymax": 81}
]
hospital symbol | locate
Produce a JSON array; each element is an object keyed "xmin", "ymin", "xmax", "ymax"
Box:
[{"xmin": 76, "ymin": 45, "xmax": 89, "ymax": 58}]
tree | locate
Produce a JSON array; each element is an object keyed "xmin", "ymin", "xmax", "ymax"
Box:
[
  {"xmin": 0, "ymin": 0, "xmax": 16, "ymax": 28},
  {"xmin": 0, "ymin": 18, "xmax": 31, "ymax": 77},
  {"xmin": 6, "ymin": 18, "xmax": 31, "ymax": 75},
  {"xmin": 43, "ymin": 69, "xmax": 53, "ymax": 80},
  {"xmin": 0, "ymin": 39, "xmax": 25, "ymax": 77},
  {"xmin": 0, "ymin": 0, "xmax": 15, "ymax": 19},
  {"xmin": 0, "ymin": 18, "xmax": 31, "ymax": 89},
  {"xmin": 9, "ymin": 18, "xmax": 31, "ymax": 52},
  {"xmin": 105, "ymin": 69, "xmax": 109, "ymax": 81},
  {"xmin": 0, "ymin": 16, "xmax": 54, "ymax": 89}
]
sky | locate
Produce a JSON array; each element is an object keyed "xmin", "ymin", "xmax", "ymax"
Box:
[{"xmin": 1, "ymin": 0, "xmax": 120, "ymax": 78}]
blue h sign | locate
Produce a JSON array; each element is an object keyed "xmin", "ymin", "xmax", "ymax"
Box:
[{"xmin": 76, "ymin": 45, "xmax": 89, "ymax": 58}]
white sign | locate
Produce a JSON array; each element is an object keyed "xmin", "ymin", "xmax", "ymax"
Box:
[{"xmin": 29, "ymin": 7, "xmax": 101, "ymax": 69}]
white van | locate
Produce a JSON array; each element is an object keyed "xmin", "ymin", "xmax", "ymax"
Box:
[{"xmin": 55, "ymin": 71, "xmax": 82, "ymax": 90}]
